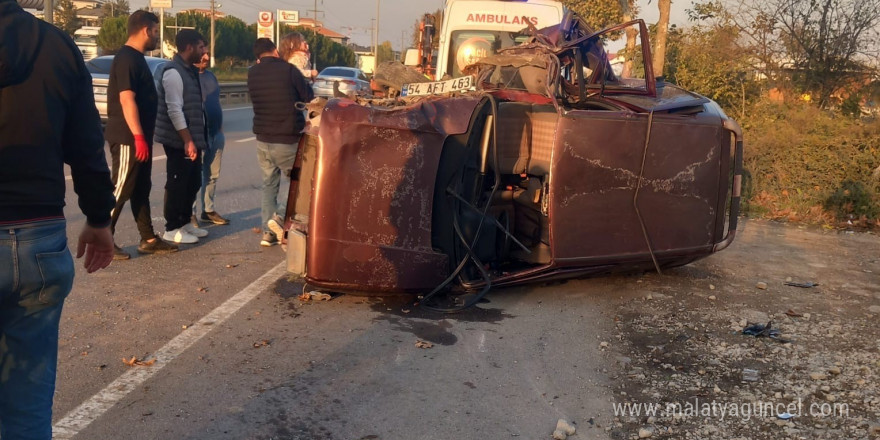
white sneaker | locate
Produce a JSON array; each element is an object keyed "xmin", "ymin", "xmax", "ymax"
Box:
[
  {"xmin": 267, "ymin": 215, "xmax": 285, "ymax": 239},
  {"xmin": 184, "ymin": 223, "xmax": 208, "ymax": 238},
  {"xmin": 163, "ymin": 228, "xmax": 199, "ymax": 244}
]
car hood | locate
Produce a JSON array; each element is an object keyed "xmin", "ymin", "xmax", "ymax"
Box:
[{"xmin": 0, "ymin": 0, "xmax": 42, "ymax": 89}]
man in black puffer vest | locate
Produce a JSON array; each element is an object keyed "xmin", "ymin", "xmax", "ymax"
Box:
[
  {"xmin": 247, "ymin": 38, "xmax": 314, "ymax": 247},
  {"xmin": 155, "ymin": 29, "xmax": 209, "ymax": 245}
]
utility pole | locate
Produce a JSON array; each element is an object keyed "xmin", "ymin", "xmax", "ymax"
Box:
[
  {"xmin": 45, "ymin": 0, "xmax": 53, "ymax": 24},
  {"xmin": 370, "ymin": 18, "xmax": 376, "ymax": 55},
  {"xmin": 210, "ymin": 0, "xmax": 216, "ymax": 68},
  {"xmin": 375, "ymin": 0, "xmax": 380, "ymax": 56},
  {"xmin": 313, "ymin": 0, "xmax": 321, "ymax": 27}
]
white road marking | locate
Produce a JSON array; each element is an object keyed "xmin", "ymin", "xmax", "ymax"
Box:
[
  {"xmin": 64, "ymin": 155, "xmax": 166, "ymax": 181},
  {"xmin": 52, "ymin": 261, "xmax": 287, "ymax": 439},
  {"xmin": 235, "ymin": 136, "xmax": 256, "ymax": 143}
]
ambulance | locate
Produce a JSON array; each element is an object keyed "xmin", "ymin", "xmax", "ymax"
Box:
[{"xmin": 435, "ymin": 0, "xmax": 566, "ymax": 80}]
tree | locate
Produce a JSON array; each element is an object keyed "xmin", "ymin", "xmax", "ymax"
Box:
[
  {"xmin": 214, "ymin": 16, "xmax": 255, "ymax": 62},
  {"xmin": 55, "ymin": 0, "xmax": 79, "ymax": 37},
  {"xmin": 97, "ymin": 15, "xmax": 128, "ymax": 54},
  {"xmin": 100, "ymin": 0, "xmax": 129, "ymax": 22},
  {"xmin": 377, "ymin": 41, "xmax": 394, "ymax": 63},
  {"xmin": 653, "ymin": 0, "xmax": 671, "ymax": 77},
  {"xmin": 711, "ymin": 0, "xmax": 880, "ymax": 107}
]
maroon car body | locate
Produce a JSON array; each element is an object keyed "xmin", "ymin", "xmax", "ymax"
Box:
[{"xmin": 285, "ymin": 13, "xmax": 743, "ymax": 299}]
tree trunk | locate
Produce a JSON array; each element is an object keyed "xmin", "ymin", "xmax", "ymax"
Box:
[
  {"xmin": 618, "ymin": 0, "xmax": 635, "ymax": 78},
  {"xmin": 653, "ymin": 0, "xmax": 671, "ymax": 78}
]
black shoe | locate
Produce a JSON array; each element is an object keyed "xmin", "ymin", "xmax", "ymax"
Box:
[
  {"xmin": 113, "ymin": 244, "xmax": 131, "ymax": 260},
  {"xmin": 201, "ymin": 211, "xmax": 230, "ymax": 225},
  {"xmin": 137, "ymin": 235, "xmax": 179, "ymax": 254}
]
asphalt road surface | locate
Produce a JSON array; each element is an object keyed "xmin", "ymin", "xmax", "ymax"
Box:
[{"xmin": 50, "ymin": 105, "xmax": 880, "ymax": 440}]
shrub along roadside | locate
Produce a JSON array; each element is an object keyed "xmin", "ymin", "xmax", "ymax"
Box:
[{"xmin": 740, "ymin": 97, "xmax": 880, "ymax": 228}]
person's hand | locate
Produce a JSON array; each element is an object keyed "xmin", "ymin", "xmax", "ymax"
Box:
[
  {"xmin": 76, "ymin": 224, "xmax": 114, "ymax": 273},
  {"xmin": 134, "ymin": 134, "xmax": 150, "ymax": 162},
  {"xmin": 185, "ymin": 141, "xmax": 197, "ymax": 161}
]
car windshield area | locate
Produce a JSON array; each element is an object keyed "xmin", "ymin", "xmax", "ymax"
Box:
[
  {"xmin": 320, "ymin": 68, "xmax": 356, "ymax": 78},
  {"xmin": 447, "ymin": 30, "xmax": 531, "ymax": 78}
]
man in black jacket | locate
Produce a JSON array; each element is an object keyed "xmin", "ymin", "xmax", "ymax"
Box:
[
  {"xmin": 0, "ymin": 0, "xmax": 115, "ymax": 436},
  {"xmin": 247, "ymin": 38, "xmax": 314, "ymax": 246}
]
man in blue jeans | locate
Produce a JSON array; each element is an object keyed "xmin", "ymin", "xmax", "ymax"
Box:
[
  {"xmin": 0, "ymin": 0, "xmax": 116, "ymax": 437},
  {"xmin": 247, "ymin": 38, "xmax": 314, "ymax": 246},
  {"xmin": 192, "ymin": 52, "xmax": 230, "ymax": 226}
]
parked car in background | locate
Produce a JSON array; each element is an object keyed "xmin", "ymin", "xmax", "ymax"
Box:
[
  {"xmin": 312, "ymin": 67, "xmax": 370, "ymax": 98},
  {"xmin": 88, "ymin": 55, "xmax": 169, "ymax": 125}
]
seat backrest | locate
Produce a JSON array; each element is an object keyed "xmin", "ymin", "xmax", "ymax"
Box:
[
  {"xmin": 492, "ymin": 102, "xmax": 531, "ymax": 174},
  {"xmin": 490, "ymin": 102, "xmax": 558, "ymax": 176},
  {"xmin": 527, "ymin": 105, "xmax": 557, "ymax": 176}
]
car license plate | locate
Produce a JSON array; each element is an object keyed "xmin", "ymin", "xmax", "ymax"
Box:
[{"xmin": 402, "ymin": 75, "xmax": 474, "ymax": 97}]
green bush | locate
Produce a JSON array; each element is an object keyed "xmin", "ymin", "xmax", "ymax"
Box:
[
  {"xmin": 824, "ymin": 180, "xmax": 880, "ymax": 220},
  {"xmin": 740, "ymin": 96, "xmax": 880, "ymax": 225}
]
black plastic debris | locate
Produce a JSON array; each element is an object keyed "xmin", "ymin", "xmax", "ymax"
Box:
[
  {"xmin": 784, "ymin": 281, "xmax": 819, "ymax": 288},
  {"xmin": 742, "ymin": 321, "xmax": 790, "ymax": 343}
]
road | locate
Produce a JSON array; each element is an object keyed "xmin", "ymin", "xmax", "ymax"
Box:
[{"xmin": 50, "ymin": 105, "xmax": 880, "ymax": 440}]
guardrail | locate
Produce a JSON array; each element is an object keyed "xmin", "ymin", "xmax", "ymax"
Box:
[{"xmin": 219, "ymin": 82, "xmax": 249, "ymax": 105}]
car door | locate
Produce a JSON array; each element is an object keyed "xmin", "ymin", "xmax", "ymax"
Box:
[{"xmin": 549, "ymin": 21, "xmax": 730, "ymax": 264}]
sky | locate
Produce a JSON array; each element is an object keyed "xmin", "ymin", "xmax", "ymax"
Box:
[{"xmin": 131, "ymin": 0, "xmax": 693, "ymax": 51}]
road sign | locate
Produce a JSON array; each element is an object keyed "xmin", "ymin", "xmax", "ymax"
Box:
[
  {"xmin": 278, "ymin": 10, "xmax": 299, "ymax": 23},
  {"xmin": 258, "ymin": 11, "xmax": 273, "ymax": 25},
  {"xmin": 257, "ymin": 11, "xmax": 274, "ymax": 41},
  {"xmin": 150, "ymin": 0, "xmax": 172, "ymax": 8}
]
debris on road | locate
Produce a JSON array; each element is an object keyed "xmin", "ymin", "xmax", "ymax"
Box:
[
  {"xmin": 197, "ymin": 286, "xmax": 209, "ymax": 293},
  {"xmin": 253, "ymin": 340, "xmax": 270, "ymax": 348},
  {"xmin": 638, "ymin": 426, "xmax": 655, "ymax": 438},
  {"xmin": 122, "ymin": 356, "xmax": 156, "ymax": 367},
  {"xmin": 225, "ymin": 264, "xmax": 238, "ymax": 268},
  {"xmin": 777, "ymin": 412, "xmax": 795, "ymax": 420},
  {"xmin": 415, "ymin": 340, "xmax": 433, "ymax": 349},
  {"xmin": 784, "ymin": 309, "xmax": 804, "ymax": 317},
  {"xmin": 299, "ymin": 291, "xmax": 333, "ymax": 301},
  {"xmin": 742, "ymin": 321, "xmax": 789, "ymax": 342},
  {"xmin": 784, "ymin": 280, "xmax": 819, "ymax": 288},
  {"xmin": 755, "ymin": 281, "xmax": 768, "ymax": 290},
  {"xmin": 553, "ymin": 419, "xmax": 576, "ymax": 439},
  {"xmin": 741, "ymin": 368, "xmax": 760, "ymax": 382}
]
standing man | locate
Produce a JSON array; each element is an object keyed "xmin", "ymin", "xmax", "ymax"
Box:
[
  {"xmin": 105, "ymin": 10, "xmax": 178, "ymax": 259},
  {"xmin": 247, "ymin": 38, "xmax": 314, "ymax": 246},
  {"xmin": 0, "ymin": 0, "xmax": 115, "ymax": 437},
  {"xmin": 192, "ymin": 52, "xmax": 230, "ymax": 226},
  {"xmin": 154, "ymin": 29, "xmax": 209, "ymax": 244}
]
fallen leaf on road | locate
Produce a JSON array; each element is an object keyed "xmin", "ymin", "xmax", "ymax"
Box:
[
  {"xmin": 415, "ymin": 340, "xmax": 433, "ymax": 349},
  {"xmin": 253, "ymin": 340, "xmax": 270, "ymax": 348},
  {"xmin": 122, "ymin": 356, "xmax": 156, "ymax": 367}
]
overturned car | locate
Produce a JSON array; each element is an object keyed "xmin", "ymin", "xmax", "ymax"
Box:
[{"xmin": 284, "ymin": 12, "xmax": 743, "ymax": 309}]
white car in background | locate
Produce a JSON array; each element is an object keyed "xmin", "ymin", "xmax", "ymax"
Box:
[
  {"xmin": 312, "ymin": 67, "xmax": 371, "ymax": 98},
  {"xmin": 87, "ymin": 55, "xmax": 168, "ymax": 125}
]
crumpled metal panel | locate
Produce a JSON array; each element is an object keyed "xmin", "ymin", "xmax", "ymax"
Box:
[
  {"xmin": 306, "ymin": 96, "xmax": 483, "ymax": 292},
  {"xmin": 551, "ymin": 110, "xmax": 726, "ymax": 262}
]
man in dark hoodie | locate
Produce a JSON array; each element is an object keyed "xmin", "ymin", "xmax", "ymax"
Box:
[{"xmin": 0, "ymin": 0, "xmax": 116, "ymax": 437}]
